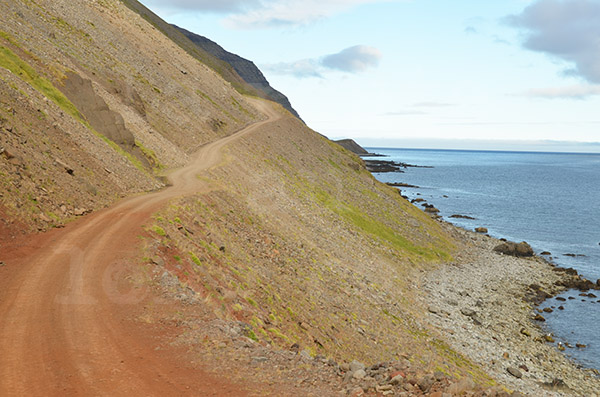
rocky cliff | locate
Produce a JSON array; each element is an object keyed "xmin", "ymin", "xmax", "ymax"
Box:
[
  {"xmin": 334, "ymin": 138, "xmax": 370, "ymax": 155},
  {"xmin": 174, "ymin": 25, "xmax": 301, "ymax": 120}
]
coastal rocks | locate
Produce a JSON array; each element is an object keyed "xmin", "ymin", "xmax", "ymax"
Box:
[
  {"xmin": 336, "ymin": 357, "xmax": 508, "ymax": 396},
  {"xmin": 363, "ymin": 160, "xmax": 405, "ymax": 173},
  {"xmin": 422, "ymin": 204, "xmax": 440, "ymax": 214},
  {"xmin": 475, "ymin": 227, "xmax": 488, "ymax": 234},
  {"xmin": 385, "ymin": 182, "xmax": 419, "ymax": 188},
  {"xmin": 493, "ymin": 241, "xmax": 534, "ymax": 257},
  {"xmin": 554, "ymin": 276, "xmax": 599, "ymax": 291},
  {"xmin": 450, "ymin": 214, "xmax": 476, "ymax": 220}
]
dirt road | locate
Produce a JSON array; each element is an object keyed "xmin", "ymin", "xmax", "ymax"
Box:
[{"xmin": 0, "ymin": 99, "xmax": 280, "ymax": 396}]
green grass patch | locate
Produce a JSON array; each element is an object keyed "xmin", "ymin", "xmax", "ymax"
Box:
[
  {"xmin": 152, "ymin": 225, "xmax": 166, "ymax": 236},
  {"xmin": 314, "ymin": 189, "xmax": 451, "ymax": 262},
  {"xmin": 189, "ymin": 252, "xmax": 202, "ymax": 266},
  {"xmin": 268, "ymin": 327, "xmax": 290, "ymax": 342},
  {"xmin": 246, "ymin": 297, "xmax": 258, "ymax": 307},
  {"xmin": 245, "ymin": 329, "xmax": 259, "ymax": 342},
  {"xmin": 135, "ymin": 140, "xmax": 164, "ymax": 172},
  {"xmin": 0, "ymin": 44, "xmax": 82, "ymax": 121}
]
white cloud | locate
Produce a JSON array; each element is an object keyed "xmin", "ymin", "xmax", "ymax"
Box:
[
  {"xmin": 141, "ymin": 0, "xmax": 398, "ymax": 28},
  {"xmin": 262, "ymin": 45, "xmax": 381, "ymax": 78},
  {"xmin": 521, "ymin": 85, "xmax": 600, "ymax": 99},
  {"xmin": 322, "ymin": 46, "xmax": 382, "ymax": 72},
  {"xmin": 383, "ymin": 110, "xmax": 427, "ymax": 116},
  {"xmin": 412, "ymin": 102, "xmax": 454, "ymax": 108},
  {"xmin": 507, "ymin": 0, "xmax": 600, "ymax": 83},
  {"xmin": 262, "ymin": 59, "xmax": 323, "ymax": 78},
  {"xmin": 141, "ymin": 0, "xmax": 259, "ymax": 13},
  {"xmin": 226, "ymin": 0, "xmax": 394, "ymax": 29}
]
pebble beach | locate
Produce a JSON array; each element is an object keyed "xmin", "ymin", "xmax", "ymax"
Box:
[{"xmin": 420, "ymin": 225, "xmax": 600, "ymax": 396}]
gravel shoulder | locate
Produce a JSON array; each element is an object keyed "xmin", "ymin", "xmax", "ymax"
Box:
[{"xmin": 419, "ymin": 225, "xmax": 600, "ymax": 396}]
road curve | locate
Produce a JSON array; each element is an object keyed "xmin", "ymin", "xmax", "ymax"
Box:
[{"xmin": 0, "ymin": 99, "xmax": 280, "ymax": 396}]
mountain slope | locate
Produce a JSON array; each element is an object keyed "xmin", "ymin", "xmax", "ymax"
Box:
[
  {"xmin": 174, "ymin": 25, "xmax": 301, "ymax": 120},
  {"xmin": 0, "ymin": 0, "xmax": 260, "ymax": 230},
  {"xmin": 118, "ymin": 0, "xmax": 300, "ymax": 119}
]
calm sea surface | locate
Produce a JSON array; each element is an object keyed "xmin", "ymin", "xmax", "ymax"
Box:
[{"xmin": 365, "ymin": 148, "xmax": 600, "ymax": 370}]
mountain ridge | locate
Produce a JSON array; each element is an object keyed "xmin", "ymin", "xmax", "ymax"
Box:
[
  {"xmin": 174, "ymin": 25, "xmax": 301, "ymax": 120},
  {"xmin": 118, "ymin": 0, "xmax": 300, "ymax": 120}
]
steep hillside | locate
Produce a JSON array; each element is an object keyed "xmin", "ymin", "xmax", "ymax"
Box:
[
  {"xmin": 145, "ymin": 106, "xmax": 481, "ymax": 373},
  {"xmin": 0, "ymin": 0, "xmax": 260, "ymax": 230},
  {"xmin": 174, "ymin": 25, "xmax": 301, "ymax": 120},
  {"xmin": 118, "ymin": 0, "xmax": 300, "ymax": 119}
]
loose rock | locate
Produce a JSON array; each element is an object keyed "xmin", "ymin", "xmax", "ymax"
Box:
[{"xmin": 507, "ymin": 367, "xmax": 523, "ymax": 379}]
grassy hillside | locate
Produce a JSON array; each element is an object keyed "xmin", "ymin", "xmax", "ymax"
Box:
[{"xmin": 143, "ymin": 107, "xmax": 488, "ymax": 380}]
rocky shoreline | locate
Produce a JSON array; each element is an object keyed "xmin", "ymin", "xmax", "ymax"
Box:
[
  {"xmin": 419, "ymin": 225, "xmax": 600, "ymax": 396},
  {"xmin": 347, "ymin": 142, "xmax": 600, "ymax": 394},
  {"xmin": 363, "ymin": 158, "xmax": 433, "ymax": 173}
]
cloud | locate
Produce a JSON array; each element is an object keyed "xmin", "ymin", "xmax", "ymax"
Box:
[
  {"xmin": 520, "ymin": 85, "xmax": 600, "ymax": 99},
  {"xmin": 228, "ymin": 0, "xmax": 397, "ymax": 29},
  {"xmin": 141, "ymin": 0, "xmax": 397, "ymax": 29},
  {"xmin": 507, "ymin": 0, "xmax": 600, "ymax": 83},
  {"xmin": 412, "ymin": 102, "xmax": 454, "ymax": 108},
  {"xmin": 141, "ymin": 0, "xmax": 259, "ymax": 13},
  {"xmin": 322, "ymin": 46, "xmax": 382, "ymax": 72},
  {"xmin": 383, "ymin": 110, "xmax": 427, "ymax": 116},
  {"xmin": 262, "ymin": 45, "xmax": 381, "ymax": 78},
  {"xmin": 382, "ymin": 102, "xmax": 455, "ymax": 116},
  {"xmin": 262, "ymin": 59, "xmax": 323, "ymax": 78}
]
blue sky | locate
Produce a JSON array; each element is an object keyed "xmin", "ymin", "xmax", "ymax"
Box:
[{"xmin": 139, "ymin": 0, "xmax": 600, "ymax": 152}]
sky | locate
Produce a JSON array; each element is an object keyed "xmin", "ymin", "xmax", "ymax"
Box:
[{"xmin": 138, "ymin": 0, "xmax": 600, "ymax": 152}]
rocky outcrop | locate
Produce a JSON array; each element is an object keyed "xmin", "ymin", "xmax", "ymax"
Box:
[
  {"xmin": 493, "ymin": 241, "xmax": 534, "ymax": 257},
  {"xmin": 333, "ymin": 139, "xmax": 369, "ymax": 155},
  {"xmin": 59, "ymin": 72, "xmax": 150, "ymax": 167},
  {"xmin": 174, "ymin": 25, "xmax": 301, "ymax": 120},
  {"xmin": 450, "ymin": 214, "xmax": 476, "ymax": 220},
  {"xmin": 60, "ymin": 72, "xmax": 135, "ymax": 148}
]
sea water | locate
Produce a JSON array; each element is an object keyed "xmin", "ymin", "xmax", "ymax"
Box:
[{"xmin": 364, "ymin": 148, "xmax": 600, "ymax": 370}]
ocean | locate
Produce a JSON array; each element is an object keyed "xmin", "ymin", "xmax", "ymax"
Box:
[{"xmin": 364, "ymin": 147, "xmax": 600, "ymax": 370}]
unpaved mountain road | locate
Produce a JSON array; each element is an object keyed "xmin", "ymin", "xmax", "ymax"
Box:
[{"xmin": 0, "ymin": 99, "xmax": 280, "ymax": 396}]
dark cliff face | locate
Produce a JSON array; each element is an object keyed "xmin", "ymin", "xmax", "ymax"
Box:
[
  {"xmin": 119, "ymin": 0, "xmax": 301, "ymax": 120},
  {"xmin": 174, "ymin": 25, "xmax": 302, "ymax": 121}
]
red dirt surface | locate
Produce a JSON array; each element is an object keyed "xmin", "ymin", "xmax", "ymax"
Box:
[{"xmin": 0, "ymin": 100, "xmax": 279, "ymax": 396}]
